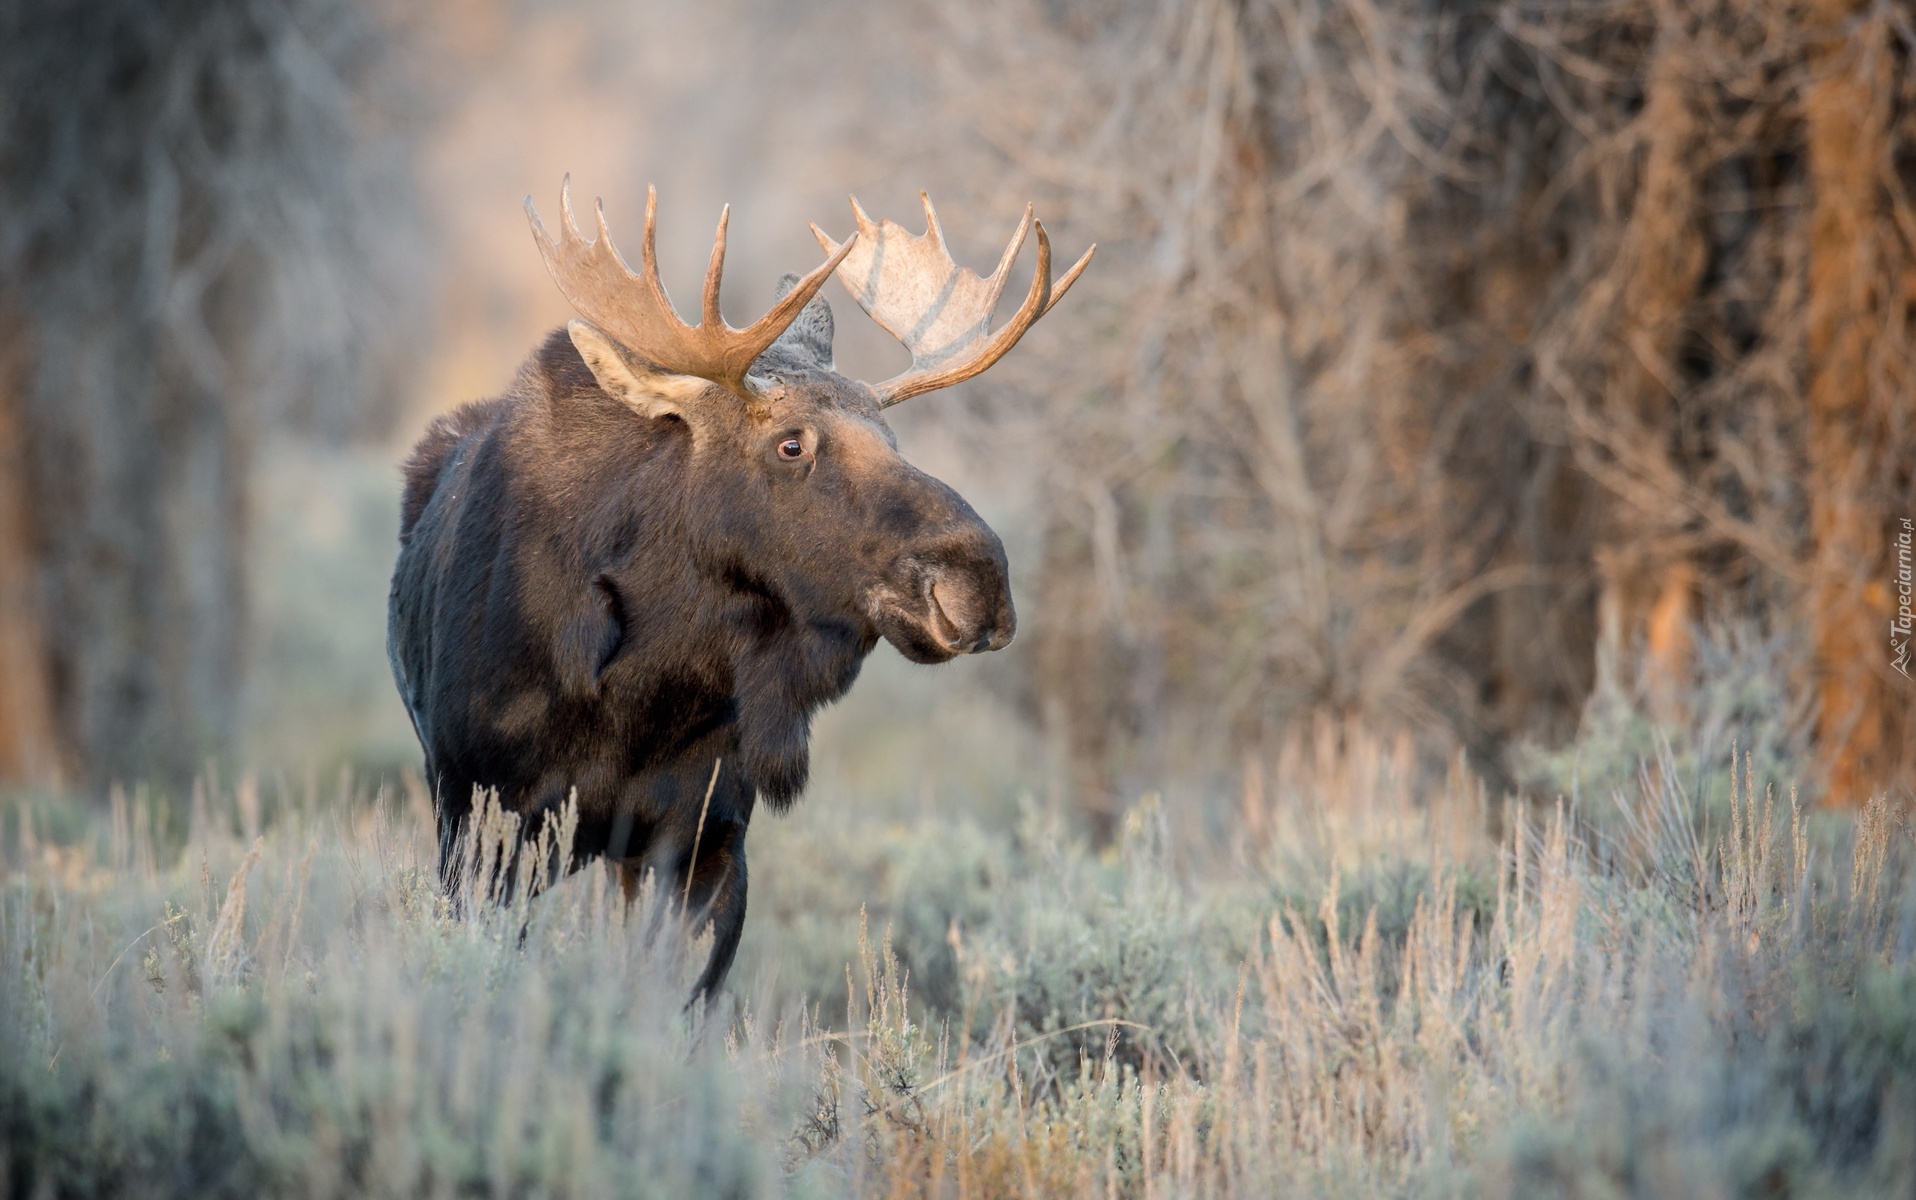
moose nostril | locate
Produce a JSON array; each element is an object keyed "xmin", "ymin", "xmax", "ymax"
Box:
[{"xmin": 926, "ymin": 579, "xmax": 965, "ymax": 647}]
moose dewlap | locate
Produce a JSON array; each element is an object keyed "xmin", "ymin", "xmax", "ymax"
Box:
[{"xmin": 386, "ymin": 181, "xmax": 1092, "ymax": 999}]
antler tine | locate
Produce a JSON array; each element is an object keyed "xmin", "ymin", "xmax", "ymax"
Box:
[
  {"xmin": 527, "ymin": 180, "xmax": 857, "ymax": 402},
  {"xmin": 919, "ymin": 191, "xmax": 948, "ymax": 254},
  {"xmin": 702, "ymin": 205, "xmax": 730, "ymax": 332},
  {"xmin": 811, "ymin": 194, "xmax": 1095, "ymax": 407},
  {"xmin": 561, "ymin": 174, "xmax": 584, "ymax": 241},
  {"xmin": 981, "ymin": 203, "xmax": 1032, "ymax": 312},
  {"xmin": 637, "ymin": 185, "xmax": 667, "ymax": 309},
  {"xmin": 1046, "ymin": 228, "xmax": 1095, "ymax": 315},
  {"xmin": 849, "ymin": 195, "xmax": 882, "ymax": 240}
]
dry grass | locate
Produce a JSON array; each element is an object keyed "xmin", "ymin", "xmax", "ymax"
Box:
[{"xmin": 4, "ymin": 722, "xmax": 1913, "ymax": 1198}]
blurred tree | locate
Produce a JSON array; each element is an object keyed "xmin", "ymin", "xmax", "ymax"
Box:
[
  {"xmin": 907, "ymin": 0, "xmax": 1916, "ymax": 822},
  {"xmin": 1802, "ymin": 0, "xmax": 1910, "ymax": 804},
  {"xmin": 0, "ymin": 0, "xmax": 421, "ymax": 791}
]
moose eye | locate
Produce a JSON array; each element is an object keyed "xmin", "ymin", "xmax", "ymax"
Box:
[{"xmin": 777, "ymin": 438, "xmax": 806, "ymax": 461}]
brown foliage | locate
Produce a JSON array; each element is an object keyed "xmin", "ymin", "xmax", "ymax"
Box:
[{"xmin": 906, "ymin": 0, "xmax": 1916, "ymax": 815}]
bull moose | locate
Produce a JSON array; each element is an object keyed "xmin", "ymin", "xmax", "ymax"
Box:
[{"xmin": 387, "ymin": 180, "xmax": 1091, "ymax": 999}]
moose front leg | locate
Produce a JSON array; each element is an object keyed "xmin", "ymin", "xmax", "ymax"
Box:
[
  {"xmin": 612, "ymin": 820, "xmax": 749, "ymax": 1005},
  {"xmin": 683, "ymin": 821, "xmax": 748, "ymax": 1005}
]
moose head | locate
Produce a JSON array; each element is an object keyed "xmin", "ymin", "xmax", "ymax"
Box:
[{"xmin": 524, "ymin": 181, "xmax": 1094, "ymax": 668}]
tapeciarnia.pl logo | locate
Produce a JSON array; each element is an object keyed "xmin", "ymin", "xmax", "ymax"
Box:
[{"xmin": 1895, "ymin": 517, "xmax": 1913, "ymax": 679}]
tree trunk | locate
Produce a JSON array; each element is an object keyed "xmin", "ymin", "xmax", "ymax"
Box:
[
  {"xmin": 21, "ymin": 288, "xmax": 253, "ymax": 793},
  {"xmin": 1802, "ymin": 2, "xmax": 1909, "ymax": 804},
  {"xmin": 1595, "ymin": 19, "xmax": 1706, "ymax": 728},
  {"xmin": 0, "ymin": 317, "xmax": 60, "ymax": 786}
]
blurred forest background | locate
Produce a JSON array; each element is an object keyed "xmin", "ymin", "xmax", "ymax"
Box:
[{"xmin": 1, "ymin": 0, "xmax": 1912, "ymax": 825}]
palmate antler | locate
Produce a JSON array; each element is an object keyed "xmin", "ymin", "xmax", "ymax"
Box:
[
  {"xmin": 527, "ymin": 180, "xmax": 1091, "ymax": 408},
  {"xmin": 526, "ymin": 177, "xmax": 856, "ymax": 401},
  {"xmin": 811, "ymin": 193, "xmax": 1094, "ymax": 407}
]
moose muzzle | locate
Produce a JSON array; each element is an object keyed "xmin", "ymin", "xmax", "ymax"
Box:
[
  {"xmin": 926, "ymin": 569, "xmax": 1016, "ymax": 655},
  {"xmin": 872, "ymin": 530, "xmax": 1016, "ymax": 664}
]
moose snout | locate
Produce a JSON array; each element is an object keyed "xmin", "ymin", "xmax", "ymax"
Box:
[
  {"xmin": 872, "ymin": 534, "xmax": 1016, "ymax": 664},
  {"xmin": 864, "ymin": 471, "xmax": 1017, "ymax": 663},
  {"xmin": 926, "ymin": 570, "xmax": 1016, "ymax": 655}
]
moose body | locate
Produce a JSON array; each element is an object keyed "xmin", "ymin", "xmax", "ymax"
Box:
[{"xmin": 389, "ymin": 183, "xmax": 1089, "ymax": 999}]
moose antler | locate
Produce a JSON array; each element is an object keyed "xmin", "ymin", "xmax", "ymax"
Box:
[
  {"xmin": 527, "ymin": 178, "xmax": 857, "ymax": 401},
  {"xmin": 810, "ymin": 193, "xmax": 1093, "ymax": 407}
]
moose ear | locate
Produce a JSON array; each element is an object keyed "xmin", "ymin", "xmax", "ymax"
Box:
[
  {"xmin": 767, "ymin": 272, "xmax": 834, "ymax": 370},
  {"xmin": 568, "ymin": 320, "xmax": 709, "ymax": 420}
]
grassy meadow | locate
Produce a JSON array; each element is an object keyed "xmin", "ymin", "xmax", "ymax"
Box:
[
  {"xmin": 7, "ymin": 1, "xmax": 1916, "ymax": 1195},
  {"xmin": 4, "ymin": 716, "xmax": 1914, "ymax": 1199}
]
